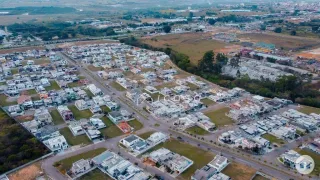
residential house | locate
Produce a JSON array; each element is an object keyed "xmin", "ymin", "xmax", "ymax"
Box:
[{"xmin": 43, "ymin": 135, "xmax": 69, "ymax": 153}]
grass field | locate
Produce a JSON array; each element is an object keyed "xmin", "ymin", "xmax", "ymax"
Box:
[
  {"xmin": 186, "ymin": 82, "xmax": 200, "ymax": 91},
  {"xmin": 200, "ymin": 98, "xmax": 215, "ymax": 106},
  {"xmin": 101, "ymin": 106, "xmax": 111, "ymax": 113},
  {"xmin": 45, "ymin": 81, "xmax": 61, "ymax": 91},
  {"xmin": 27, "ymin": 89, "xmax": 37, "ymax": 95},
  {"xmin": 50, "ymin": 109, "xmax": 65, "ymax": 125},
  {"xmin": 145, "ymin": 138, "xmax": 215, "ymax": 180},
  {"xmin": 79, "ymin": 169, "xmax": 112, "ymax": 180},
  {"xmin": 295, "ymin": 148, "xmax": 320, "ymax": 176},
  {"xmin": 261, "ymin": 133, "xmax": 286, "ymax": 145},
  {"xmin": 87, "ymin": 65, "xmax": 103, "ymax": 71},
  {"xmin": 142, "ymin": 32, "xmax": 228, "ymax": 64},
  {"xmin": 238, "ymin": 33, "xmax": 320, "ymax": 51},
  {"xmin": 128, "ymin": 119, "xmax": 143, "ymax": 131},
  {"xmin": 205, "ymin": 107, "xmax": 234, "ymax": 127},
  {"xmin": 68, "ymin": 105, "xmax": 93, "ymax": 120},
  {"xmin": 298, "ymin": 106, "xmax": 320, "ymax": 115},
  {"xmin": 221, "ymin": 162, "xmax": 256, "ymax": 180},
  {"xmin": 100, "ymin": 117, "xmax": 123, "ymax": 138},
  {"xmin": 84, "ymin": 89, "xmax": 94, "ymax": 98},
  {"xmin": 110, "ymin": 81, "xmax": 126, "ymax": 91},
  {"xmin": 54, "ymin": 148, "xmax": 106, "ymax": 174},
  {"xmin": 186, "ymin": 126, "xmax": 209, "ymax": 135},
  {"xmin": 11, "ymin": 68, "xmax": 19, "ymax": 75},
  {"xmin": 138, "ymin": 131, "xmax": 155, "ymax": 140},
  {"xmin": 59, "ymin": 127, "xmax": 91, "ymax": 146},
  {"xmin": 0, "ymin": 94, "xmax": 17, "ymax": 107}
]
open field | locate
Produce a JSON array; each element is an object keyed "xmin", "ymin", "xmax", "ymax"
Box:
[
  {"xmin": 200, "ymin": 98, "xmax": 215, "ymax": 106},
  {"xmin": 205, "ymin": 107, "xmax": 234, "ymax": 127},
  {"xmin": 110, "ymin": 81, "xmax": 126, "ymax": 91},
  {"xmin": 0, "ymin": 46, "xmax": 45, "ymax": 54},
  {"xmin": 68, "ymin": 105, "xmax": 93, "ymax": 120},
  {"xmin": 298, "ymin": 105, "xmax": 320, "ymax": 115},
  {"xmin": 79, "ymin": 169, "xmax": 112, "ymax": 180},
  {"xmin": 296, "ymin": 47, "xmax": 320, "ymax": 60},
  {"xmin": 186, "ymin": 125, "xmax": 209, "ymax": 135},
  {"xmin": 222, "ymin": 162, "xmax": 257, "ymax": 180},
  {"xmin": 87, "ymin": 65, "xmax": 103, "ymax": 71},
  {"xmin": 100, "ymin": 117, "xmax": 123, "ymax": 138},
  {"xmin": 54, "ymin": 148, "xmax": 107, "ymax": 174},
  {"xmin": 261, "ymin": 134, "xmax": 286, "ymax": 145},
  {"xmin": 128, "ymin": 119, "xmax": 143, "ymax": 131},
  {"xmin": 295, "ymin": 148, "xmax": 320, "ymax": 176},
  {"xmin": 59, "ymin": 127, "xmax": 91, "ymax": 146},
  {"xmin": 0, "ymin": 94, "xmax": 17, "ymax": 106},
  {"xmin": 141, "ymin": 32, "xmax": 228, "ymax": 64},
  {"xmin": 238, "ymin": 33, "xmax": 320, "ymax": 51},
  {"xmin": 50, "ymin": 109, "xmax": 65, "ymax": 125}
]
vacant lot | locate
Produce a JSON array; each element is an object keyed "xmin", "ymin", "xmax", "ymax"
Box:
[
  {"xmin": 0, "ymin": 46, "xmax": 44, "ymax": 54},
  {"xmin": 205, "ymin": 107, "xmax": 234, "ymax": 127},
  {"xmin": 54, "ymin": 148, "xmax": 107, "ymax": 174},
  {"xmin": 186, "ymin": 126, "xmax": 209, "ymax": 135},
  {"xmin": 110, "ymin": 81, "xmax": 126, "ymax": 91},
  {"xmin": 238, "ymin": 33, "xmax": 320, "ymax": 51},
  {"xmin": 59, "ymin": 127, "xmax": 91, "ymax": 146},
  {"xmin": 201, "ymin": 98, "xmax": 215, "ymax": 106},
  {"xmin": 79, "ymin": 169, "xmax": 112, "ymax": 180},
  {"xmin": 138, "ymin": 131, "xmax": 155, "ymax": 139},
  {"xmin": 298, "ymin": 105, "xmax": 320, "ymax": 115},
  {"xmin": 45, "ymin": 81, "xmax": 61, "ymax": 91},
  {"xmin": 0, "ymin": 94, "xmax": 17, "ymax": 107},
  {"xmin": 222, "ymin": 162, "xmax": 256, "ymax": 180},
  {"xmin": 100, "ymin": 117, "xmax": 123, "ymax": 138},
  {"xmin": 252, "ymin": 174, "xmax": 270, "ymax": 180},
  {"xmin": 8, "ymin": 162, "xmax": 43, "ymax": 180},
  {"xmin": 128, "ymin": 119, "xmax": 143, "ymax": 131},
  {"xmin": 50, "ymin": 109, "xmax": 65, "ymax": 125},
  {"xmin": 261, "ymin": 133, "xmax": 286, "ymax": 145},
  {"xmin": 142, "ymin": 32, "xmax": 228, "ymax": 64},
  {"xmin": 68, "ymin": 105, "xmax": 93, "ymax": 120}
]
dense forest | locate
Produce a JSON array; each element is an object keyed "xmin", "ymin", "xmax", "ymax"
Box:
[
  {"xmin": 7, "ymin": 22, "xmax": 116, "ymax": 41},
  {"xmin": 120, "ymin": 36, "xmax": 320, "ymax": 108},
  {"xmin": 0, "ymin": 109, "xmax": 50, "ymax": 174}
]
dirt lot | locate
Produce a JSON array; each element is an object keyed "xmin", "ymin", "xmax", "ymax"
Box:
[
  {"xmin": 295, "ymin": 47, "xmax": 320, "ymax": 60},
  {"xmin": 238, "ymin": 33, "xmax": 320, "ymax": 51},
  {"xmin": 0, "ymin": 46, "xmax": 45, "ymax": 54},
  {"xmin": 8, "ymin": 162, "xmax": 43, "ymax": 180},
  {"xmin": 142, "ymin": 32, "xmax": 229, "ymax": 64},
  {"xmin": 221, "ymin": 162, "xmax": 257, "ymax": 180}
]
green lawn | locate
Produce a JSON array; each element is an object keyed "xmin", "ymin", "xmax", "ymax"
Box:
[
  {"xmin": 50, "ymin": 109, "xmax": 65, "ymax": 125},
  {"xmin": 298, "ymin": 106, "xmax": 320, "ymax": 115},
  {"xmin": 200, "ymin": 98, "xmax": 215, "ymax": 106},
  {"xmin": 295, "ymin": 148, "xmax": 320, "ymax": 176},
  {"xmin": 110, "ymin": 81, "xmax": 126, "ymax": 91},
  {"xmin": 54, "ymin": 148, "xmax": 106, "ymax": 174},
  {"xmin": 186, "ymin": 126, "xmax": 209, "ymax": 135},
  {"xmin": 84, "ymin": 89, "xmax": 94, "ymax": 98},
  {"xmin": 138, "ymin": 131, "xmax": 155, "ymax": 140},
  {"xmin": 27, "ymin": 89, "xmax": 37, "ymax": 95},
  {"xmin": 147, "ymin": 138, "xmax": 215, "ymax": 180},
  {"xmin": 11, "ymin": 68, "xmax": 19, "ymax": 75},
  {"xmin": 0, "ymin": 82, "xmax": 6, "ymax": 86},
  {"xmin": 155, "ymin": 82, "xmax": 177, "ymax": 90},
  {"xmin": 261, "ymin": 133, "xmax": 286, "ymax": 145},
  {"xmin": 68, "ymin": 105, "xmax": 93, "ymax": 120},
  {"xmin": 79, "ymin": 169, "xmax": 112, "ymax": 180},
  {"xmin": 101, "ymin": 106, "xmax": 111, "ymax": 113},
  {"xmin": 187, "ymin": 82, "xmax": 200, "ymax": 91},
  {"xmin": 221, "ymin": 162, "xmax": 257, "ymax": 180},
  {"xmin": 204, "ymin": 107, "xmax": 234, "ymax": 127},
  {"xmin": 128, "ymin": 119, "xmax": 143, "ymax": 131},
  {"xmin": 45, "ymin": 81, "xmax": 61, "ymax": 91},
  {"xmin": 100, "ymin": 117, "xmax": 123, "ymax": 138},
  {"xmin": 0, "ymin": 94, "xmax": 17, "ymax": 107},
  {"xmin": 59, "ymin": 127, "xmax": 91, "ymax": 146}
]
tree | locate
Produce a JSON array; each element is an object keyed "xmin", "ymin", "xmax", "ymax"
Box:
[
  {"xmin": 163, "ymin": 25, "xmax": 171, "ymax": 33},
  {"xmin": 198, "ymin": 51, "xmax": 215, "ymax": 73},
  {"xmin": 274, "ymin": 27, "xmax": 282, "ymax": 33},
  {"xmin": 290, "ymin": 30, "xmax": 297, "ymax": 36},
  {"xmin": 208, "ymin": 19, "xmax": 216, "ymax": 25},
  {"xmin": 216, "ymin": 53, "xmax": 228, "ymax": 65},
  {"xmin": 230, "ymin": 57, "xmax": 240, "ymax": 67},
  {"xmin": 260, "ymin": 24, "xmax": 266, "ymax": 31}
]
